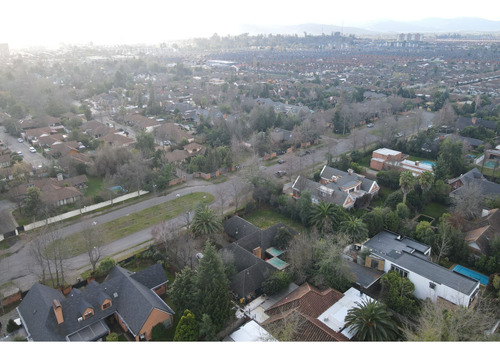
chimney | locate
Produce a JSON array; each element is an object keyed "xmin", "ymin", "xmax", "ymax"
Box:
[
  {"xmin": 415, "ymin": 161, "xmax": 419, "ymax": 166},
  {"xmin": 52, "ymin": 299, "xmax": 64, "ymax": 324},
  {"xmin": 348, "ymin": 168, "xmax": 354, "ymax": 175},
  {"xmin": 253, "ymin": 246, "xmax": 262, "ymax": 259}
]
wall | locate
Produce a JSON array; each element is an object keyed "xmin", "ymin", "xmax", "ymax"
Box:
[
  {"xmin": 136, "ymin": 308, "xmax": 173, "ymax": 341},
  {"xmin": 382, "ymin": 258, "xmax": 475, "ymax": 307}
]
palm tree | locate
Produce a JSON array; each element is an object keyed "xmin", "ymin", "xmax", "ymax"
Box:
[
  {"xmin": 419, "ymin": 171, "xmax": 434, "ymax": 194},
  {"xmin": 345, "ymin": 299, "xmax": 398, "ymax": 341},
  {"xmin": 399, "ymin": 170, "xmax": 416, "ymax": 205},
  {"xmin": 339, "ymin": 216, "xmax": 368, "ymax": 243},
  {"xmin": 190, "ymin": 203, "xmax": 222, "ymax": 238},
  {"xmin": 309, "ymin": 202, "xmax": 341, "ymax": 234}
]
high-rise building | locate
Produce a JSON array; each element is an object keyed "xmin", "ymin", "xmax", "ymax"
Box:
[{"xmin": 0, "ymin": 43, "xmax": 9, "ymax": 57}]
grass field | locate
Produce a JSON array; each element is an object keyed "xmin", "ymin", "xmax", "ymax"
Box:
[
  {"xmin": 244, "ymin": 209, "xmax": 305, "ymax": 233},
  {"xmin": 84, "ymin": 176, "xmax": 104, "ymax": 197},
  {"xmin": 44, "ymin": 192, "xmax": 214, "ymax": 257},
  {"xmin": 422, "ymin": 202, "xmax": 448, "ymax": 219}
]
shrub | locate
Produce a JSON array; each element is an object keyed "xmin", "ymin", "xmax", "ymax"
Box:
[
  {"xmin": 6, "ymin": 319, "xmax": 19, "ymax": 333},
  {"xmin": 106, "ymin": 332, "xmax": 119, "ymax": 341},
  {"xmin": 151, "ymin": 322, "xmax": 168, "ymax": 341},
  {"xmin": 262, "ymin": 271, "xmax": 292, "ymax": 295},
  {"xmin": 97, "ymin": 258, "xmax": 116, "ymax": 276}
]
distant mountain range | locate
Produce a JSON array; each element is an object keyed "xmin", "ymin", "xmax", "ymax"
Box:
[{"xmin": 239, "ymin": 18, "xmax": 500, "ymax": 36}]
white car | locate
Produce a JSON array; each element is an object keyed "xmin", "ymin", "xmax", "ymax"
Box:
[
  {"xmin": 17, "ymin": 138, "xmax": 23, "ymax": 143},
  {"xmin": 17, "ymin": 151, "xmax": 23, "ymax": 157},
  {"xmin": 29, "ymin": 147, "xmax": 36, "ymax": 153}
]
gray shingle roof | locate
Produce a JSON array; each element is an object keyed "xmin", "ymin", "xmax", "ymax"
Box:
[
  {"xmin": 17, "ymin": 265, "xmax": 174, "ymax": 341},
  {"xmin": 222, "ymin": 243, "xmax": 276, "ymax": 297},
  {"xmin": 365, "ymin": 230, "xmax": 478, "ymax": 296}
]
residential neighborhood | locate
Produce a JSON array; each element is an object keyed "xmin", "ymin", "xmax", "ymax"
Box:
[{"xmin": 1, "ymin": 9, "xmax": 500, "ymax": 347}]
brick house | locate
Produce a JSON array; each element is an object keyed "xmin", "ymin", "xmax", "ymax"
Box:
[
  {"xmin": 370, "ymin": 148, "xmax": 433, "ymax": 176},
  {"xmin": 292, "ymin": 165, "xmax": 379, "ymax": 209},
  {"xmin": 17, "ymin": 264, "xmax": 174, "ymax": 341}
]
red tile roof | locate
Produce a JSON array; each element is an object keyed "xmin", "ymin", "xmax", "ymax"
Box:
[{"xmin": 263, "ymin": 283, "xmax": 348, "ymax": 341}]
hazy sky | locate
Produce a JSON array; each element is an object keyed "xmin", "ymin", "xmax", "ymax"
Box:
[{"xmin": 1, "ymin": 0, "xmax": 500, "ymax": 48}]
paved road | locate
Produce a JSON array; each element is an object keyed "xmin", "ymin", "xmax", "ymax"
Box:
[
  {"xmin": 0, "ymin": 110, "xmax": 435, "ymax": 291},
  {"xmin": 0, "ymin": 129, "xmax": 51, "ymax": 169}
]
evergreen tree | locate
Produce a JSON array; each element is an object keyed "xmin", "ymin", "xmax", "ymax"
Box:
[
  {"xmin": 168, "ymin": 267, "xmax": 197, "ymax": 314},
  {"xmin": 173, "ymin": 309, "xmax": 199, "ymax": 341},
  {"xmin": 199, "ymin": 314, "xmax": 218, "ymax": 341},
  {"xmin": 195, "ymin": 241, "xmax": 232, "ymax": 331}
]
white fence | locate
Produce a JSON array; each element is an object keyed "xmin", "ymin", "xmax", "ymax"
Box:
[{"xmin": 21, "ymin": 190, "xmax": 149, "ymax": 232}]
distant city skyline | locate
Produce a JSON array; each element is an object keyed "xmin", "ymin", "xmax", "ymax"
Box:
[{"xmin": 2, "ymin": 0, "xmax": 500, "ymax": 49}]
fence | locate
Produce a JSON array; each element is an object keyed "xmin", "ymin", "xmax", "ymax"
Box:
[{"xmin": 17, "ymin": 190, "xmax": 149, "ymax": 234}]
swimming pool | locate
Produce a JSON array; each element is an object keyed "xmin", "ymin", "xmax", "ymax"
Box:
[
  {"xmin": 484, "ymin": 160, "xmax": 498, "ymax": 169},
  {"xmin": 420, "ymin": 160, "xmax": 436, "ymax": 167},
  {"xmin": 452, "ymin": 265, "xmax": 489, "ymax": 285}
]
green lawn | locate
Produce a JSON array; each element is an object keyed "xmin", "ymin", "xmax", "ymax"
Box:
[
  {"xmin": 244, "ymin": 209, "xmax": 305, "ymax": 233},
  {"xmin": 43, "ymin": 192, "xmax": 214, "ymax": 257},
  {"xmin": 422, "ymin": 202, "xmax": 448, "ymax": 220},
  {"xmin": 84, "ymin": 176, "xmax": 104, "ymax": 197}
]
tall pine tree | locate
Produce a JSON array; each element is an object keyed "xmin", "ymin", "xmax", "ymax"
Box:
[
  {"xmin": 195, "ymin": 241, "xmax": 232, "ymax": 332},
  {"xmin": 168, "ymin": 267, "xmax": 197, "ymax": 314}
]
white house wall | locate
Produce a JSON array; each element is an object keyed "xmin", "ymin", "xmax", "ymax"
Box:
[{"xmin": 382, "ymin": 258, "xmax": 474, "ymax": 307}]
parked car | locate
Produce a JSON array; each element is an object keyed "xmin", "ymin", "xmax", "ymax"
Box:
[
  {"xmin": 275, "ymin": 170, "xmax": 287, "ymax": 178},
  {"xmin": 17, "ymin": 138, "xmax": 23, "ymax": 143},
  {"xmin": 29, "ymin": 147, "xmax": 36, "ymax": 153},
  {"xmin": 278, "ymin": 159, "xmax": 285, "ymax": 164},
  {"xmin": 17, "ymin": 151, "xmax": 23, "ymax": 157},
  {"xmin": 367, "ymin": 123, "xmax": 374, "ymax": 128}
]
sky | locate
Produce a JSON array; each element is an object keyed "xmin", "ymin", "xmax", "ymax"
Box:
[{"xmin": 1, "ymin": 0, "xmax": 500, "ymax": 49}]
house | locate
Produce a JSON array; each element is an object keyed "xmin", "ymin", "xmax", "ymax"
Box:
[
  {"xmin": 17, "ymin": 264, "xmax": 174, "ymax": 341},
  {"xmin": 0, "ymin": 154, "xmax": 11, "ymax": 168},
  {"xmin": 462, "ymin": 209, "xmax": 500, "ymax": 256},
  {"xmin": 225, "ymin": 320, "xmax": 276, "ymax": 342},
  {"xmin": 448, "ymin": 168, "xmax": 500, "ymax": 199},
  {"xmin": 370, "ymin": 148, "xmax": 433, "ymax": 176},
  {"xmin": 456, "ymin": 116, "xmax": 498, "ymax": 133},
  {"xmin": 439, "ymin": 133, "xmax": 483, "ymax": 149},
  {"xmin": 291, "ymin": 165, "xmax": 379, "ymax": 209},
  {"xmin": 11, "ymin": 175, "xmax": 88, "ymax": 208},
  {"xmin": 222, "ymin": 216, "xmax": 296, "ymax": 300},
  {"xmin": 262, "ymin": 282, "xmax": 349, "ymax": 341},
  {"xmin": 362, "ymin": 230, "xmax": 480, "ymax": 307}
]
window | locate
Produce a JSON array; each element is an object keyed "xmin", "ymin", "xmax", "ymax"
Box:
[
  {"xmin": 370, "ymin": 259, "xmax": 379, "ymax": 269},
  {"xmin": 429, "ymin": 282, "xmax": 436, "ymax": 289},
  {"xmin": 102, "ymin": 301, "xmax": 111, "ymax": 310},
  {"xmin": 390, "ymin": 264, "xmax": 408, "ymax": 278},
  {"xmin": 84, "ymin": 310, "xmax": 94, "ymax": 320}
]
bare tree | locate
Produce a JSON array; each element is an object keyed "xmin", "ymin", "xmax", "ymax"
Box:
[
  {"xmin": 229, "ymin": 178, "xmax": 249, "ymax": 214},
  {"xmin": 403, "ymin": 298, "xmax": 497, "ymax": 341},
  {"xmin": 451, "ymin": 180, "xmax": 484, "ymax": 220},
  {"xmin": 215, "ymin": 185, "xmax": 228, "ymax": 218},
  {"xmin": 29, "ymin": 230, "xmax": 48, "ymax": 284},
  {"xmin": 263, "ymin": 309, "xmax": 307, "ymax": 341},
  {"xmin": 36, "ymin": 224, "xmax": 68, "ymax": 287},
  {"xmin": 82, "ymin": 221, "xmax": 102, "ymax": 273}
]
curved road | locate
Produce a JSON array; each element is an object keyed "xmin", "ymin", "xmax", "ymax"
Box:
[{"xmin": 0, "ymin": 111, "xmax": 435, "ymax": 291}]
